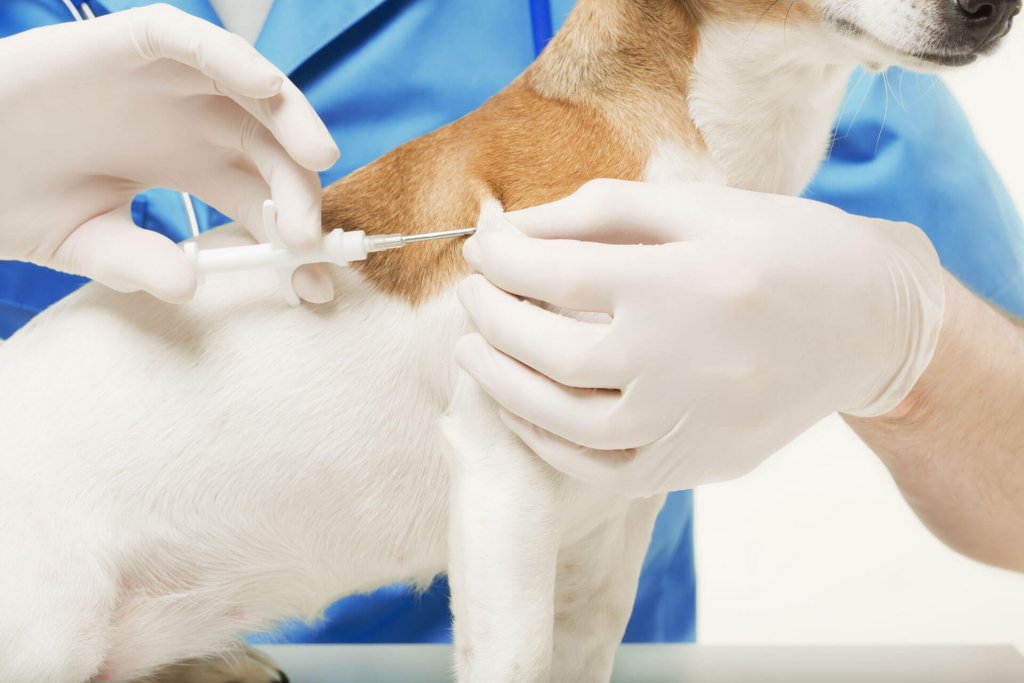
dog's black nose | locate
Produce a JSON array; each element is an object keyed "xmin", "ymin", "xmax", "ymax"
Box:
[{"xmin": 953, "ymin": 0, "xmax": 1021, "ymax": 48}]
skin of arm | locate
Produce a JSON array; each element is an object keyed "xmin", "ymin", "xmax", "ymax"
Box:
[{"xmin": 847, "ymin": 272, "xmax": 1024, "ymax": 572}]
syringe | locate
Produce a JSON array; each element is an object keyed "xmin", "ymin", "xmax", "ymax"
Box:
[{"xmin": 184, "ymin": 200, "xmax": 475, "ymax": 306}]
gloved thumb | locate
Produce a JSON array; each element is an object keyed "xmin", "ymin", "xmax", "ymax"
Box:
[
  {"xmin": 53, "ymin": 209, "xmax": 197, "ymax": 303},
  {"xmin": 505, "ymin": 179, "xmax": 723, "ymax": 245},
  {"xmin": 505, "ymin": 179, "xmax": 677, "ymax": 244}
]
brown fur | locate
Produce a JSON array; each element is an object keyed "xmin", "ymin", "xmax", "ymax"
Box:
[
  {"xmin": 320, "ymin": 86, "xmax": 642, "ymax": 303},
  {"xmin": 320, "ymin": 0, "xmax": 817, "ymax": 303}
]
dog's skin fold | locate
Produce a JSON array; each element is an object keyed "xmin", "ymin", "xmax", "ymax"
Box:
[{"xmin": 0, "ymin": 0, "xmax": 997, "ymax": 681}]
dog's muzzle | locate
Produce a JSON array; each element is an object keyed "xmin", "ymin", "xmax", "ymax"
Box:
[{"xmin": 948, "ymin": 0, "xmax": 1021, "ymax": 52}]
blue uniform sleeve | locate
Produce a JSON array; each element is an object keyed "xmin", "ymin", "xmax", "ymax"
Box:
[{"xmin": 806, "ymin": 69, "xmax": 1024, "ymax": 318}]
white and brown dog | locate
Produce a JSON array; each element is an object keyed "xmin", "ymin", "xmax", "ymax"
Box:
[{"xmin": 0, "ymin": 0, "xmax": 1016, "ymax": 681}]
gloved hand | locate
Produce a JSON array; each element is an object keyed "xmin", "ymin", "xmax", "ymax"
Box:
[
  {"xmin": 0, "ymin": 5, "xmax": 339, "ymax": 303},
  {"xmin": 456, "ymin": 180, "xmax": 945, "ymax": 496}
]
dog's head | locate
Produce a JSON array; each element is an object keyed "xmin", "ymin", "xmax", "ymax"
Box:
[
  {"xmin": 818, "ymin": 0, "xmax": 1020, "ymax": 67},
  {"xmin": 714, "ymin": 0, "xmax": 1019, "ymax": 69}
]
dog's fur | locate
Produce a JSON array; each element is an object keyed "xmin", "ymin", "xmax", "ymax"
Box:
[{"xmin": 0, "ymin": 1, "xmax": 1011, "ymax": 681}]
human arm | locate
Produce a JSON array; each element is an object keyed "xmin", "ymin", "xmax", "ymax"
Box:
[
  {"xmin": 459, "ymin": 179, "xmax": 1024, "ymax": 571},
  {"xmin": 0, "ymin": 5, "xmax": 339, "ymax": 302},
  {"xmin": 847, "ymin": 274, "xmax": 1024, "ymax": 572},
  {"xmin": 457, "ymin": 179, "xmax": 944, "ymax": 496}
]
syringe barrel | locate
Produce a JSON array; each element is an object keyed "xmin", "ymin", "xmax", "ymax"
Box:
[
  {"xmin": 191, "ymin": 229, "xmax": 372, "ymax": 276},
  {"xmin": 194, "ymin": 243, "xmax": 290, "ymax": 274}
]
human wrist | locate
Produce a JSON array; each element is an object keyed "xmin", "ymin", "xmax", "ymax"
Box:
[
  {"xmin": 842, "ymin": 221, "xmax": 945, "ymax": 417},
  {"xmin": 876, "ymin": 272, "xmax": 962, "ymax": 423}
]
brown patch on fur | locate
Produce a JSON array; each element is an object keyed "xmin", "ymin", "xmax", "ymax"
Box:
[
  {"xmin": 320, "ymin": 0, "xmax": 817, "ymax": 304},
  {"xmin": 321, "ymin": 83, "xmax": 643, "ymax": 304}
]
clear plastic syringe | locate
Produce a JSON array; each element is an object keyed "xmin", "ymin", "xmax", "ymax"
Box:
[{"xmin": 184, "ymin": 200, "xmax": 475, "ymax": 306}]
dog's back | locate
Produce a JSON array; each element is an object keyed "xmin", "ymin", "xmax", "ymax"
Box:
[{"xmin": 0, "ymin": 228, "xmax": 459, "ymax": 677}]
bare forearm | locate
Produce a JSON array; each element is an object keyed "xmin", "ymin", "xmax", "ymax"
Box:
[{"xmin": 846, "ymin": 273, "xmax": 1024, "ymax": 571}]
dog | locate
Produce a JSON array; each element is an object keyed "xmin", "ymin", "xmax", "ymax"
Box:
[{"xmin": 0, "ymin": 0, "xmax": 1016, "ymax": 681}]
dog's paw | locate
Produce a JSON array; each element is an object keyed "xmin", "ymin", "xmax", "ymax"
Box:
[{"xmin": 143, "ymin": 648, "xmax": 288, "ymax": 683}]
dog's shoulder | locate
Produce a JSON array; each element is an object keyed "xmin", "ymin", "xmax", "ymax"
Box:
[{"xmin": 321, "ymin": 80, "xmax": 645, "ymax": 305}]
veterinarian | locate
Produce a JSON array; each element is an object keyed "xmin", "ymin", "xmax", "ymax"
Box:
[{"xmin": 0, "ymin": 0, "xmax": 1020, "ymax": 645}]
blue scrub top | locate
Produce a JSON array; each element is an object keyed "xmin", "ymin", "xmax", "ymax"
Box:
[{"xmin": 2, "ymin": 0, "xmax": 1022, "ymax": 646}]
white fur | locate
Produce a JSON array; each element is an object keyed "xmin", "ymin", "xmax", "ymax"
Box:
[
  {"xmin": 687, "ymin": 23, "xmax": 856, "ymax": 195},
  {"xmin": 0, "ymin": 9, "xmax": 933, "ymax": 683},
  {"xmin": 0, "ymin": 216, "xmax": 661, "ymax": 683},
  {"xmin": 643, "ymin": 140, "xmax": 727, "ymax": 185},
  {"xmin": 819, "ymin": 0, "xmax": 949, "ymax": 61}
]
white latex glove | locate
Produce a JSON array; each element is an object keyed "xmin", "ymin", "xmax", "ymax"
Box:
[
  {"xmin": 0, "ymin": 5, "xmax": 340, "ymax": 303},
  {"xmin": 456, "ymin": 180, "xmax": 945, "ymax": 497}
]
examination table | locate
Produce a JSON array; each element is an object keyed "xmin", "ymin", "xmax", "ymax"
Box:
[{"xmin": 258, "ymin": 644, "xmax": 1024, "ymax": 682}]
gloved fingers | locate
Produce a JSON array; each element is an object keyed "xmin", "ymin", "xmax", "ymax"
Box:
[
  {"xmin": 504, "ymin": 179, "xmax": 730, "ymax": 243},
  {"xmin": 462, "ymin": 217, "xmax": 637, "ymax": 314},
  {"xmin": 458, "ymin": 274, "xmax": 627, "ymax": 389},
  {"xmin": 121, "ymin": 5, "xmax": 339, "ymax": 172},
  {"xmin": 177, "ymin": 161, "xmax": 272, "ymax": 239},
  {"xmin": 455, "ymin": 333, "xmax": 646, "ymax": 451},
  {"xmin": 212, "ymin": 78, "xmax": 340, "ymax": 173},
  {"xmin": 53, "ymin": 206, "xmax": 196, "ymax": 303},
  {"xmin": 497, "ymin": 408, "xmax": 637, "ymax": 493},
  {"xmin": 505, "ymin": 179, "xmax": 657, "ymax": 242},
  {"xmin": 121, "ymin": 5, "xmax": 283, "ymax": 99},
  {"xmin": 237, "ymin": 117, "xmax": 324, "ymax": 254},
  {"xmin": 291, "ymin": 264, "xmax": 335, "ymax": 305},
  {"xmin": 176, "ymin": 164, "xmax": 334, "ymax": 304}
]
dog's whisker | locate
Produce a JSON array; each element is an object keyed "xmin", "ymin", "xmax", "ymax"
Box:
[
  {"xmin": 827, "ymin": 63, "xmax": 869, "ymax": 162},
  {"xmin": 881, "ymin": 66, "xmax": 910, "ymax": 115},
  {"xmin": 876, "ymin": 69, "xmax": 891, "ymax": 155},
  {"xmin": 909, "ymin": 71, "xmax": 941, "ymax": 107},
  {"xmin": 783, "ymin": 0, "xmax": 800, "ymax": 45},
  {"xmin": 744, "ymin": 0, "xmax": 783, "ymax": 55},
  {"xmin": 843, "ymin": 71, "xmax": 878, "ymax": 139}
]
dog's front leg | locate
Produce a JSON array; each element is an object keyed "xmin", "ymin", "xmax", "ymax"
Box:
[
  {"xmin": 550, "ymin": 494, "xmax": 665, "ymax": 682},
  {"xmin": 441, "ymin": 372, "xmax": 562, "ymax": 683}
]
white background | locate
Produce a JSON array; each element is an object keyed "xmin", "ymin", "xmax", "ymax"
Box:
[{"xmin": 697, "ymin": 36, "xmax": 1024, "ymax": 649}]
